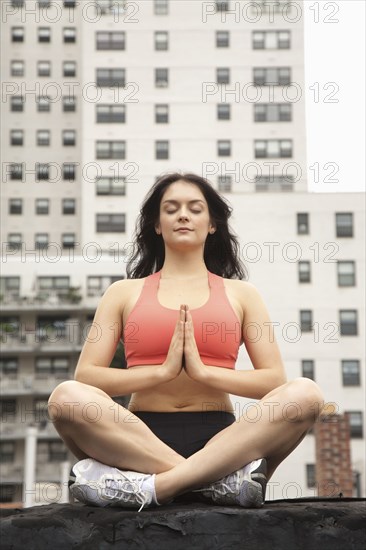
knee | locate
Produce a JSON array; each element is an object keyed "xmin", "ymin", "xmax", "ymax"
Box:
[
  {"xmin": 48, "ymin": 380, "xmax": 85, "ymax": 423},
  {"xmin": 286, "ymin": 377, "xmax": 324, "ymax": 420}
]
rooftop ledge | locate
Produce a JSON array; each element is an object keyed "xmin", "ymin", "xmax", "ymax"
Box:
[{"xmin": 1, "ymin": 497, "xmax": 365, "ymax": 550}]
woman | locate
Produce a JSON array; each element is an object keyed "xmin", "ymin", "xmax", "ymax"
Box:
[{"xmin": 48, "ymin": 172, "xmax": 324, "ymax": 512}]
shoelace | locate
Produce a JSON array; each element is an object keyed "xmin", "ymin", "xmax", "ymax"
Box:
[{"xmin": 104, "ymin": 475, "xmax": 149, "ymax": 512}]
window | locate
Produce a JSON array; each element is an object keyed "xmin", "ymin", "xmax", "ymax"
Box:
[
  {"xmin": 0, "ymin": 442, "xmax": 15, "ymax": 464},
  {"xmin": 38, "ymin": 27, "xmax": 51, "ymax": 42},
  {"xmin": 155, "ymin": 68, "xmax": 168, "ymax": 87},
  {"xmin": 38, "ymin": 277, "xmax": 69, "ymax": 293},
  {"xmin": 300, "ymin": 310, "xmax": 312, "ymax": 332},
  {"xmin": 10, "ymin": 96, "xmax": 24, "ymax": 112},
  {"xmin": 63, "ymin": 163, "xmax": 76, "ymax": 181},
  {"xmin": 96, "ymin": 177, "xmax": 126, "ymax": 195},
  {"xmin": 302, "ymin": 360, "xmax": 315, "ymax": 380},
  {"xmin": 342, "ymin": 360, "xmax": 360, "ymax": 386},
  {"xmin": 217, "ymin": 68, "xmax": 230, "ymax": 84},
  {"xmin": 297, "ymin": 213, "xmax": 309, "ymax": 235},
  {"xmin": 95, "ymin": 0, "xmax": 126, "ymax": 14},
  {"xmin": 35, "ymin": 234, "xmax": 49, "ymax": 249},
  {"xmin": 9, "ymin": 199, "xmax": 22, "ymax": 215},
  {"xmin": 87, "ymin": 275, "xmax": 123, "ymax": 296},
  {"xmin": 96, "ymin": 31, "xmax": 125, "ymax": 50},
  {"xmin": 255, "ymin": 175, "xmax": 294, "ymax": 192},
  {"xmin": 36, "ymin": 316, "xmax": 69, "ymax": 341},
  {"xmin": 35, "ymin": 357, "xmax": 69, "ymax": 378},
  {"xmin": 216, "ymin": 1, "xmax": 229, "ymax": 10},
  {"xmin": 298, "ymin": 261, "xmax": 311, "ymax": 283},
  {"xmin": 62, "ymin": 199, "xmax": 75, "ymax": 215},
  {"xmin": 218, "ymin": 175, "xmax": 232, "ymax": 192},
  {"xmin": 63, "ymin": 130, "xmax": 76, "ymax": 146},
  {"xmin": 38, "ymin": 61, "xmax": 51, "ymax": 77},
  {"xmin": 11, "ymin": 60, "xmax": 24, "ymax": 77},
  {"xmin": 155, "ymin": 104, "xmax": 169, "ymax": 123},
  {"xmin": 36, "ymin": 199, "xmax": 49, "ymax": 215},
  {"xmin": 154, "ymin": 0, "xmax": 168, "ymax": 15},
  {"xmin": 217, "ymin": 104, "xmax": 230, "ymax": 120},
  {"xmin": 216, "ymin": 31, "xmax": 229, "ymax": 48},
  {"xmin": 12, "ymin": 0, "xmax": 24, "ymax": 6},
  {"xmin": 336, "ymin": 213, "xmax": 353, "ymax": 237},
  {"xmin": 10, "ymin": 130, "xmax": 23, "ymax": 146},
  {"xmin": 253, "ymin": 0, "xmax": 289, "ymax": 11},
  {"xmin": 0, "ymin": 278, "xmax": 20, "ymax": 298},
  {"xmin": 96, "ymin": 141, "xmax": 126, "ymax": 159},
  {"xmin": 37, "ymin": 130, "xmax": 50, "ymax": 146},
  {"xmin": 155, "ymin": 140, "xmax": 169, "ymax": 159},
  {"xmin": 254, "ymin": 103, "xmax": 292, "ymax": 122},
  {"xmin": 96, "ymin": 214, "xmax": 126, "ymax": 232},
  {"xmin": 253, "ymin": 67, "xmax": 291, "ymax": 86},
  {"xmin": 255, "ymin": 139, "xmax": 292, "ymax": 158},
  {"xmin": 63, "ymin": 61, "xmax": 76, "ymax": 77},
  {"xmin": 346, "ymin": 412, "xmax": 363, "ymax": 438},
  {"xmin": 11, "ymin": 27, "xmax": 24, "ymax": 42},
  {"xmin": 337, "ymin": 261, "xmax": 356, "ymax": 286},
  {"xmin": 63, "ymin": 96, "xmax": 76, "ymax": 112},
  {"xmin": 64, "ymin": 0, "xmax": 76, "ymax": 6},
  {"xmin": 38, "ymin": 0, "xmax": 51, "ymax": 6},
  {"xmin": 218, "ymin": 140, "xmax": 231, "ymax": 156},
  {"xmin": 37, "ymin": 96, "xmax": 51, "ymax": 112},
  {"xmin": 252, "ymin": 30, "xmax": 290, "ymax": 49},
  {"xmin": 63, "ymin": 28, "xmax": 76, "ymax": 43},
  {"xmin": 0, "ymin": 358, "xmax": 18, "ymax": 378},
  {"xmin": 96, "ymin": 104, "xmax": 126, "ymax": 123},
  {"xmin": 7, "ymin": 234, "xmax": 22, "ymax": 251},
  {"xmin": 9, "ymin": 163, "xmax": 23, "ymax": 180},
  {"xmin": 155, "ymin": 31, "xmax": 168, "ymax": 50},
  {"xmin": 96, "ymin": 68, "xmax": 125, "ymax": 87},
  {"xmin": 340, "ymin": 310, "xmax": 357, "ymax": 336},
  {"xmin": 48, "ymin": 441, "xmax": 68, "ymax": 462},
  {"xmin": 306, "ymin": 464, "xmax": 316, "ymax": 489},
  {"xmin": 36, "ymin": 163, "xmax": 49, "ymax": 180},
  {"xmin": 62, "ymin": 233, "xmax": 76, "ymax": 248}
]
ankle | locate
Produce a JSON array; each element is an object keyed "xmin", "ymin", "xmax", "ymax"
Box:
[{"xmin": 154, "ymin": 471, "xmax": 176, "ymax": 504}]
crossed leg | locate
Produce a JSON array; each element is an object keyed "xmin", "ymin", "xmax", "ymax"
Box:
[{"xmin": 48, "ymin": 377, "xmax": 324, "ymax": 504}]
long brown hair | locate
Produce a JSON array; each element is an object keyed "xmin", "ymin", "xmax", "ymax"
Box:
[{"xmin": 126, "ymin": 172, "xmax": 248, "ymax": 279}]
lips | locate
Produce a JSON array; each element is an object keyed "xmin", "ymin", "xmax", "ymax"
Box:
[{"xmin": 175, "ymin": 227, "xmax": 192, "ymax": 231}]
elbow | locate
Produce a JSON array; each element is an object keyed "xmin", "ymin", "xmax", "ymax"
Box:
[
  {"xmin": 74, "ymin": 366, "xmax": 88, "ymax": 384},
  {"xmin": 273, "ymin": 368, "xmax": 287, "ymax": 389}
]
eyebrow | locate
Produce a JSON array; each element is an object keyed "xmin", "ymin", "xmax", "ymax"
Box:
[{"xmin": 162, "ymin": 199, "xmax": 205, "ymax": 205}]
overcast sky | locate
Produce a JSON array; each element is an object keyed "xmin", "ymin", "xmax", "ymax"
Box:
[{"xmin": 304, "ymin": 0, "xmax": 365, "ymax": 193}]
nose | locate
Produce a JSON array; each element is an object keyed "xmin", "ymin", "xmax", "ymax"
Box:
[{"xmin": 178, "ymin": 211, "xmax": 189, "ymax": 221}]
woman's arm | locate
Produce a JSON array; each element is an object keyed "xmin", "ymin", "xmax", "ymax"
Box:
[
  {"xmin": 184, "ymin": 282, "xmax": 287, "ymax": 400},
  {"xmin": 74, "ymin": 281, "xmax": 173, "ymax": 397}
]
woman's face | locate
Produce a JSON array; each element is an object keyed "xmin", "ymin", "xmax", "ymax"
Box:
[{"xmin": 155, "ymin": 180, "xmax": 215, "ymax": 248}]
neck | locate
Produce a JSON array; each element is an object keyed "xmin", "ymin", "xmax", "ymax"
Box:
[{"xmin": 160, "ymin": 249, "xmax": 208, "ymax": 279}]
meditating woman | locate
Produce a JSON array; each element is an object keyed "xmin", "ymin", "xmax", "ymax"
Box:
[{"xmin": 48, "ymin": 172, "xmax": 324, "ymax": 512}]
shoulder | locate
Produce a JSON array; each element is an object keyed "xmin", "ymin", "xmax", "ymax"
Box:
[
  {"xmin": 222, "ymin": 277, "xmax": 258, "ymax": 295},
  {"xmin": 222, "ymin": 277, "xmax": 263, "ymax": 309},
  {"xmin": 101, "ymin": 277, "xmax": 147, "ymax": 308},
  {"xmin": 107, "ymin": 276, "xmax": 147, "ymax": 296}
]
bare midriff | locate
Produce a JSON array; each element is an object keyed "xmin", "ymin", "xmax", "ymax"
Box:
[{"xmin": 127, "ymin": 367, "xmax": 234, "ymax": 414}]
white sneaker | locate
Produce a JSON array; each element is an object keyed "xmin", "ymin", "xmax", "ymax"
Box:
[
  {"xmin": 69, "ymin": 458, "xmax": 157, "ymax": 512},
  {"xmin": 194, "ymin": 458, "xmax": 267, "ymax": 508}
]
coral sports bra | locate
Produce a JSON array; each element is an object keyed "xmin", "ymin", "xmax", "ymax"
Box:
[{"xmin": 123, "ymin": 270, "xmax": 241, "ymax": 369}]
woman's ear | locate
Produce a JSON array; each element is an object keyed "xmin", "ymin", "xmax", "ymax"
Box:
[{"xmin": 155, "ymin": 224, "xmax": 161, "ymax": 235}]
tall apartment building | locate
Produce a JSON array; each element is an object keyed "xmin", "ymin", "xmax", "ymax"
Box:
[{"xmin": 1, "ymin": 0, "xmax": 364, "ymax": 505}]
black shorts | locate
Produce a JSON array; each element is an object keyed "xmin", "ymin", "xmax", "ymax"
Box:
[{"xmin": 133, "ymin": 410, "xmax": 236, "ymax": 458}]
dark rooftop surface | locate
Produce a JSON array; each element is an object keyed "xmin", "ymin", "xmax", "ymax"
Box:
[{"xmin": 1, "ymin": 497, "xmax": 365, "ymax": 550}]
